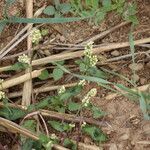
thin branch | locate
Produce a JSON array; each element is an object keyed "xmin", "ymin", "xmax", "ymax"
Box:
[
  {"xmin": 0, "ymin": 69, "xmax": 43, "ymax": 90},
  {"xmin": 8, "ymin": 82, "xmax": 77, "ymax": 98},
  {"xmin": 0, "ymin": 117, "xmax": 69, "ymax": 150},
  {"xmin": 80, "ymin": 21, "xmax": 130, "ymax": 45},
  {"xmin": 22, "ymin": 0, "xmax": 33, "ymax": 106}
]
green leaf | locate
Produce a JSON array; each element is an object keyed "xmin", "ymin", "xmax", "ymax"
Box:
[
  {"xmin": 22, "ymin": 139, "xmax": 42, "ymax": 150},
  {"xmin": 102, "ymin": 0, "xmax": 112, "ymax": 11},
  {"xmin": 43, "ymin": 6, "xmax": 55, "ymax": 16},
  {"xmin": 48, "ymin": 121, "xmax": 70, "ymax": 132},
  {"xmin": 114, "ymin": 83, "xmax": 138, "ymax": 96},
  {"xmin": 79, "ymin": 63, "xmax": 87, "ymax": 72},
  {"xmin": 0, "ymin": 107, "xmax": 26, "ymax": 120},
  {"xmin": 27, "ymin": 96, "xmax": 51, "ymax": 111},
  {"xmin": 6, "ymin": 0, "xmax": 16, "ymax": 5},
  {"xmin": 0, "ymin": 20, "xmax": 7, "ymax": 33},
  {"xmin": 102, "ymin": 0, "xmax": 112, "ymax": 8},
  {"xmin": 95, "ymin": 11, "xmax": 105, "ymax": 23},
  {"xmin": 59, "ymin": 3, "xmax": 72, "ymax": 14},
  {"xmin": 68, "ymin": 102, "xmax": 81, "ymax": 111},
  {"xmin": 82, "ymin": 125, "xmax": 107, "ymax": 142},
  {"xmin": 88, "ymin": 67, "xmax": 108, "ymax": 79},
  {"xmin": 74, "ymin": 74, "xmax": 110, "ymax": 84},
  {"xmin": 22, "ymin": 120, "xmax": 36, "ymax": 132},
  {"xmin": 7, "ymin": 62, "xmax": 29, "ymax": 71},
  {"xmin": 7, "ymin": 16, "xmax": 85, "ymax": 24},
  {"xmin": 139, "ymin": 92, "xmax": 150, "ymax": 120},
  {"xmin": 52, "ymin": 68, "xmax": 64, "ymax": 80},
  {"xmin": 92, "ymin": 106, "xmax": 105, "ymax": 119},
  {"xmin": 38, "ymin": 69, "xmax": 49, "ymax": 80},
  {"xmin": 63, "ymin": 138, "xmax": 77, "ymax": 150}
]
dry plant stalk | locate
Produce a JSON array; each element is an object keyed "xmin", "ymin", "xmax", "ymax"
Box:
[
  {"xmin": 32, "ymin": 37, "xmax": 150, "ymax": 66},
  {"xmin": 22, "ymin": 0, "xmax": 33, "ymax": 106},
  {"xmin": 0, "ymin": 69, "xmax": 43, "ymax": 90},
  {"xmin": 106, "ymin": 84, "xmax": 150, "ymax": 100},
  {"xmin": 0, "ymin": 117, "xmax": 69, "ymax": 150},
  {"xmin": 8, "ymin": 82, "xmax": 77, "ymax": 98},
  {"xmin": 0, "ymin": 117, "xmax": 101, "ymax": 150},
  {"xmin": 0, "ymin": 37, "xmax": 150, "ymax": 73}
]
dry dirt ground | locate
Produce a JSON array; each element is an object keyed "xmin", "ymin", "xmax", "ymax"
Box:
[{"xmin": 0, "ymin": 0, "xmax": 150, "ymax": 150}]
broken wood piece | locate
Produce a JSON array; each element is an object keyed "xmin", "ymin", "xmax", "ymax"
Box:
[{"xmin": 0, "ymin": 69, "xmax": 43, "ymax": 90}]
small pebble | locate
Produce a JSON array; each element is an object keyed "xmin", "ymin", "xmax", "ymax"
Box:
[
  {"xmin": 140, "ymin": 78, "xmax": 146, "ymax": 85},
  {"xmin": 111, "ymin": 50, "xmax": 120, "ymax": 56},
  {"xmin": 109, "ymin": 144, "xmax": 118, "ymax": 150},
  {"xmin": 146, "ymin": 61, "xmax": 150, "ymax": 68},
  {"xmin": 59, "ymin": 35, "xmax": 66, "ymax": 42},
  {"xmin": 119, "ymin": 133, "xmax": 129, "ymax": 141},
  {"xmin": 131, "ymin": 74, "xmax": 140, "ymax": 82},
  {"xmin": 129, "ymin": 63, "xmax": 143, "ymax": 71}
]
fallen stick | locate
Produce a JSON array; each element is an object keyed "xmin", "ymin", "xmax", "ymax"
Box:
[
  {"xmin": 40, "ymin": 109, "xmax": 106, "ymax": 126},
  {"xmin": 8, "ymin": 82, "xmax": 77, "ymax": 98},
  {"xmin": 0, "ymin": 37, "xmax": 150, "ymax": 72},
  {"xmin": 0, "ymin": 117, "xmax": 69, "ymax": 150},
  {"xmin": 0, "ymin": 117, "xmax": 101, "ymax": 149},
  {"xmin": 0, "ymin": 103, "xmax": 106, "ymax": 127},
  {"xmin": 105, "ymin": 84, "xmax": 150, "ymax": 100},
  {"xmin": 80, "ymin": 21, "xmax": 130, "ymax": 44},
  {"xmin": 22, "ymin": 0, "xmax": 33, "ymax": 106},
  {"xmin": 0, "ymin": 69, "xmax": 43, "ymax": 90}
]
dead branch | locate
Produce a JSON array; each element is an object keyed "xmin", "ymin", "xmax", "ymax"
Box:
[
  {"xmin": 80, "ymin": 21, "xmax": 130, "ymax": 45},
  {"xmin": 0, "ymin": 117, "xmax": 101, "ymax": 150},
  {"xmin": 22, "ymin": 0, "xmax": 33, "ymax": 106},
  {"xmin": 0, "ymin": 69, "xmax": 43, "ymax": 90},
  {"xmin": 0, "ymin": 117, "xmax": 69, "ymax": 150},
  {"xmin": 8, "ymin": 82, "xmax": 77, "ymax": 98}
]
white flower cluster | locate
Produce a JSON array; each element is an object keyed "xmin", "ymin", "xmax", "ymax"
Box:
[
  {"xmin": 89, "ymin": 55, "xmax": 98, "ymax": 67},
  {"xmin": 32, "ymin": 29, "xmax": 42, "ymax": 44},
  {"xmin": 0, "ymin": 91, "xmax": 6, "ymax": 100},
  {"xmin": 58, "ymin": 86, "xmax": 66, "ymax": 94},
  {"xmin": 18, "ymin": 54, "xmax": 30, "ymax": 64},
  {"xmin": 84, "ymin": 41, "xmax": 98, "ymax": 67},
  {"xmin": 69, "ymin": 123, "xmax": 75, "ymax": 128},
  {"xmin": 50, "ymin": 133, "xmax": 57, "ymax": 140},
  {"xmin": 78, "ymin": 79, "xmax": 86, "ymax": 86},
  {"xmin": 82, "ymin": 88, "xmax": 97, "ymax": 107},
  {"xmin": 81, "ymin": 121, "xmax": 86, "ymax": 128},
  {"xmin": 45, "ymin": 140, "xmax": 53, "ymax": 149},
  {"xmin": 0, "ymin": 79, "xmax": 4, "ymax": 84}
]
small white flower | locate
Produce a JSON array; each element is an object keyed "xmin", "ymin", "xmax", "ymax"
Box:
[
  {"xmin": 50, "ymin": 133, "xmax": 57, "ymax": 140},
  {"xmin": 45, "ymin": 140, "xmax": 53, "ymax": 149},
  {"xmin": 81, "ymin": 121, "xmax": 86, "ymax": 127},
  {"xmin": 32, "ymin": 29, "xmax": 42, "ymax": 44},
  {"xmin": 90, "ymin": 55, "xmax": 98, "ymax": 67},
  {"xmin": 58, "ymin": 86, "xmax": 66, "ymax": 94},
  {"xmin": 0, "ymin": 79, "xmax": 4, "ymax": 84},
  {"xmin": 78, "ymin": 79, "xmax": 86, "ymax": 86},
  {"xmin": 0, "ymin": 91, "xmax": 6, "ymax": 100},
  {"xmin": 69, "ymin": 123, "xmax": 75, "ymax": 128},
  {"xmin": 82, "ymin": 95, "xmax": 89, "ymax": 103},
  {"xmin": 84, "ymin": 48, "xmax": 92, "ymax": 57},
  {"xmin": 85, "ymin": 41, "xmax": 94, "ymax": 50},
  {"xmin": 88, "ymin": 88, "xmax": 97, "ymax": 97},
  {"xmin": 18, "ymin": 54, "xmax": 30, "ymax": 64}
]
